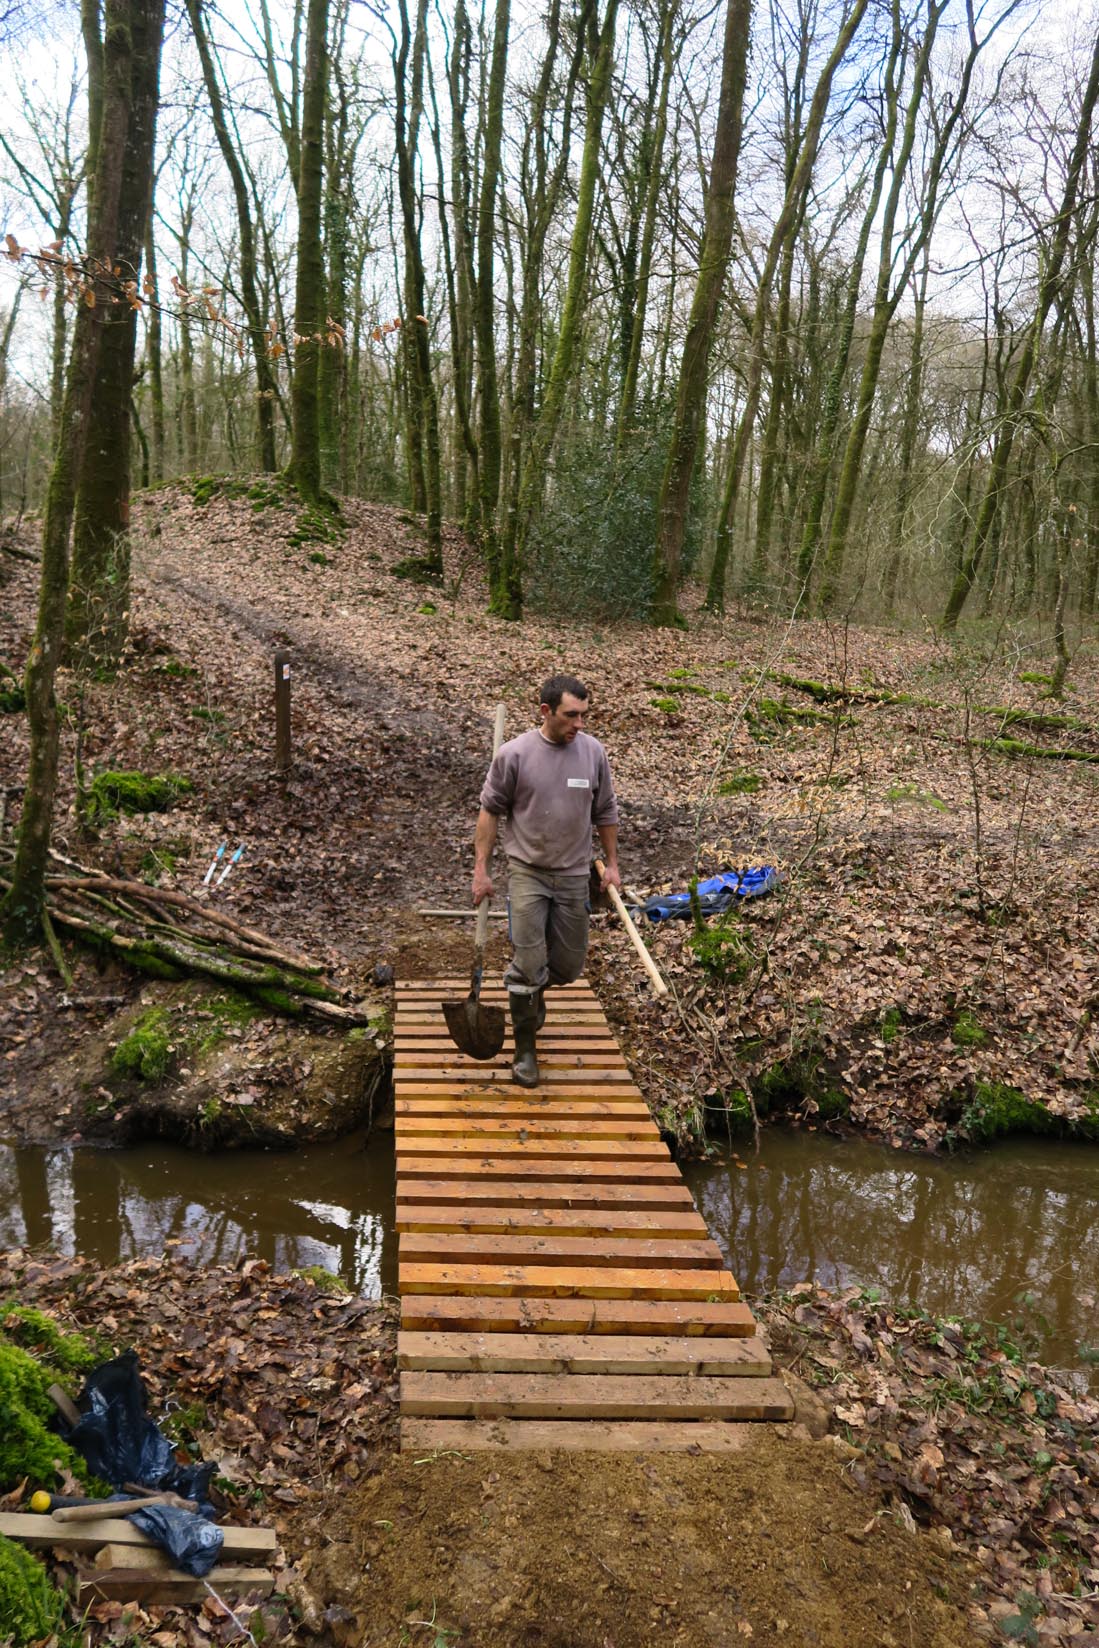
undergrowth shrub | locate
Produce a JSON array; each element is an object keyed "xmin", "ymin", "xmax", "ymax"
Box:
[
  {"xmin": 526, "ymin": 418, "xmax": 704, "ymax": 619},
  {"xmin": 0, "ymin": 1306, "xmax": 100, "ymax": 1494}
]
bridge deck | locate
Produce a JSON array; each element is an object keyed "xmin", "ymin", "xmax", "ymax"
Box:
[{"xmin": 395, "ymin": 979, "xmax": 793, "ymax": 1450}]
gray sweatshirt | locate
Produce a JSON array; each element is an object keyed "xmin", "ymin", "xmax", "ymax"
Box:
[{"xmin": 479, "ymin": 728, "xmax": 619, "ymax": 875}]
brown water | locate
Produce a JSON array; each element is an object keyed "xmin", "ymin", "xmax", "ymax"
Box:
[
  {"xmin": 0, "ymin": 1134, "xmax": 398, "ymax": 1297},
  {"xmin": 683, "ymin": 1133, "xmax": 1099, "ymax": 1379},
  {"xmin": 2, "ymin": 1131, "xmax": 1096, "ymax": 1378}
]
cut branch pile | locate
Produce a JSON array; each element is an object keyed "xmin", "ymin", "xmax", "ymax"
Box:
[{"xmin": 0, "ymin": 846, "xmax": 371, "ymax": 1024}]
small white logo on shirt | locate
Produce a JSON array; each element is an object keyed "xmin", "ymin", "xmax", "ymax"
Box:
[{"xmin": 567, "ymin": 777, "xmax": 590, "ymax": 788}]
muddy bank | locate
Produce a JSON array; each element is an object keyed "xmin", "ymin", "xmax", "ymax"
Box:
[
  {"xmin": 0, "ymin": 956, "xmax": 390, "ymax": 1148},
  {"xmin": 4, "ymin": 1250, "xmax": 1097, "ymax": 1646}
]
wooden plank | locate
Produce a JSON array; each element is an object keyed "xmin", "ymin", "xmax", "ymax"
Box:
[
  {"xmin": 394, "ymin": 1118, "xmax": 656, "ymax": 1139},
  {"xmin": 397, "ymin": 1331, "xmax": 772, "ymax": 1376},
  {"xmin": 0, "ymin": 1512, "xmax": 276, "ymax": 1556},
  {"xmin": 396, "ymin": 1138, "xmax": 669, "ymax": 1160},
  {"xmin": 400, "ymin": 1296, "xmax": 756, "ymax": 1336},
  {"xmin": 399, "ymin": 1264, "xmax": 739, "ymax": 1300},
  {"xmin": 79, "ymin": 1566, "xmax": 273, "ymax": 1605},
  {"xmin": 396, "ymin": 1156, "xmax": 681, "ymax": 1181},
  {"xmin": 401, "ymin": 1371, "xmax": 794, "ymax": 1421},
  {"xmin": 401, "ymin": 1418, "xmax": 759, "ymax": 1453},
  {"xmin": 399, "ymin": 1233, "xmax": 724, "ymax": 1268},
  {"xmin": 396, "ymin": 1055, "xmax": 629, "ymax": 1072},
  {"xmin": 396, "ymin": 1098, "xmax": 649, "ymax": 1118},
  {"xmin": 94, "ymin": 1542, "xmax": 273, "ymax": 1582},
  {"xmin": 394, "ymin": 1034, "xmax": 621, "ymax": 1049},
  {"xmin": 396, "ymin": 1178, "xmax": 696, "ymax": 1209},
  {"xmin": 395, "ymin": 1069, "xmax": 641, "ymax": 1087},
  {"xmin": 395, "ymin": 1206, "xmax": 709, "ymax": 1239}
]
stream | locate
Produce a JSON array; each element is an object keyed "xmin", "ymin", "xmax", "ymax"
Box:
[{"xmin": 2, "ymin": 1130, "xmax": 1096, "ymax": 1381}]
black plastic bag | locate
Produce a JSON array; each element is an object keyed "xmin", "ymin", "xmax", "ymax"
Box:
[
  {"xmin": 128, "ymin": 1504, "xmax": 225, "ymax": 1578},
  {"xmin": 65, "ymin": 1351, "xmax": 216, "ymax": 1515}
]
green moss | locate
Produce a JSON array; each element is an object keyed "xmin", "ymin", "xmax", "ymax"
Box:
[
  {"xmin": 161, "ymin": 1400, "xmax": 207, "ymax": 1444},
  {"xmin": 982, "ymin": 737, "xmax": 1099, "ymax": 764},
  {"xmin": 152, "ymin": 657, "xmax": 198, "ymax": 679},
  {"xmin": 368, "ymin": 1008, "xmax": 393, "ymax": 1040},
  {"xmin": 111, "ymin": 1006, "xmax": 174, "ymax": 1082},
  {"xmin": 650, "ymin": 697, "xmax": 680, "ymax": 714},
  {"xmin": 686, "ymin": 910, "xmax": 755, "ymax": 983},
  {"xmin": 952, "ymin": 1011, "xmax": 988, "ymax": 1048},
  {"xmin": 667, "ymin": 666, "xmax": 696, "ymax": 679},
  {"xmin": 711, "ymin": 690, "xmax": 731, "ymax": 704},
  {"xmin": 816, "ymin": 1088, "xmax": 851, "ymax": 1121},
  {"xmin": 0, "ymin": 1535, "xmax": 64, "ymax": 1647},
  {"xmin": 886, "ymin": 783, "xmax": 949, "ymax": 811},
  {"xmin": 390, "ymin": 554, "xmax": 442, "ymax": 584},
  {"xmin": 308, "ymin": 550, "xmax": 329, "ymax": 566},
  {"xmin": 746, "ymin": 697, "xmax": 855, "ymax": 741},
  {"xmin": 293, "ymin": 1266, "xmax": 351, "ymax": 1294},
  {"xmin": 416, "ymin": 601, "xmax": 437, "ymax": 614},
  {"xmin": 190, "ymin": 706, "xmax": 225, "ymax": 723},
  {"xmin": 716, "ymin": 772, "xmax": 762, "ymax": 795},
  {"xmin": 960, "ymin": 1082, "xmax": 1055, "ymax": 1144},
  {"xmin": 644, "ymin": 678, "xmax": 710, "ymax": 697},
  {"xmin": 706, "ymin": 1088, "xmax": 755, "ymax": 1138},
  {"xmin": 290, "ymin": 502, "xmax": 341, "ymax": 549},
  {"xmin": 978, "ymin": 705, "xmax": 1087, "ymax": 733},
  {"xmin": 0, "ymin": 684, "xmax": 26, "ymax": 713},
  {"xmin": 880, "ymin": 1006, "xmax": 903, "ymax": 1044},
  {"xmin": 0, "ymin": 1311, "xmax": 102, "ymax": 1496},
  {"xmin": 1018, "ymin": 672, "xmax": 1053, "ymax": 686},
  {"xmin": 87, "ymin": 769, "xmax": 192, "ymax": 822}
]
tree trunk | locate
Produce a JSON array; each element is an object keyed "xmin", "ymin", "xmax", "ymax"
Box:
[
  {"xmin": 473, "ymin": 0, "xmax": 510, "ymax": 582},
  {"xmin": 502, "ymin": 0, "xmax": 620, "ymax": 618},
  {"xmin": 67, "ymin": 0, "xmax": 165, "ymax": 670},
  {"xmin": 650, "ymin": 0, "xmax": 752, "ymax": 626},
  {"xmin": 185, "ymin": 0, "xmax": 279, "ymax": 472},
  {"xmin": 2, "ymin": 0, "xmax": 157, "ymax": 946},
  {"xmin": 705, "ymin": 0, "xmax": 867, "ymax": 613},
  {"xmin": 289, "ymin": 0, "xmax": 328, "ymax": 505}
]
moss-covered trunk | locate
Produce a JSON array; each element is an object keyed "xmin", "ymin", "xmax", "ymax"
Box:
[
  {"xmin": 289, "ymin": 0, "xmax": 329, "ymax": 506},
  {"xmin": 2, "ymin": 0, "xmax": 164, "ymax": 947},
  {"xmin": 67, "ymin": 0, "xmax": 165, "ymax": 671}
]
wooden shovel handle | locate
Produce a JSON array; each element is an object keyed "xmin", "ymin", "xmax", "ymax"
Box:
[
  {"xmin": 53, "ymin": 1493, "xmax": 198, "ymax": 1522},
  {"xmin": 474, "ymin": 704, "xmax": 509, "ymax": 962},
  {"xmin": 595, "ymin": 860, "xmax": 669, "ymax": 997}
]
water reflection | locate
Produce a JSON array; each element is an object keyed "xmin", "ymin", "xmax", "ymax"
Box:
[
  {"xmin": 0, "ymin": 1135, "xmax": 397, "ymax": 1296},
  {"xmin": 683, "ymin": 1133, "xmax": 1099, "ymax": 1376}
]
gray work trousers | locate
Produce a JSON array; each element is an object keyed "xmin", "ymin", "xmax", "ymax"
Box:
[{"xmin": 503, "ymin": 859, "xmax": 590, "ymax": 995}]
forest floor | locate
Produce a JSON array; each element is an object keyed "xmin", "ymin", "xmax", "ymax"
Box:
[
  {"xmin": 2, "ymin": 478, "xmax": 1098, "ymax": 1149},
  {"xmin": 1, "ymin": 484, "xmax": 1099, "ymax": 1645}
]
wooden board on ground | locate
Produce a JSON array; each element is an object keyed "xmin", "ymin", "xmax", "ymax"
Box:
[
  {"xmin": 394, "ymin": 1117, "xmax": 656, "ymax": 1140},
  {"xmin": 79, "ymin": 1566, "xmax": 273, "ymax": 1605},
  {"xmin": 399, "ymin": 1233, "xmax": 724, "ymax": 1268},
  {"xmin": 400, "ymin": 1370, "xmax": 795, "ymax": 1420},
  {"xmin": 0, "ymin": 1512, "xmax": 276, "ymax": 1557},
  {"xmin": 402, "ymin": 1419, "xmax": 761, "ymax": 1453},
  {"xmin": 399, "ymin": 1263, "xmax": 739, "ymax": 1300},
  {"xmin": 397, "ymin": 1331, "xmax": 772, "ymax": 1376},
  {"xmin": 395, "ymin": 1178, "xmax": 697, "ymax": 1209},
  {"xmin": 395, "ymin": 1138, "xmax": 669, "ymax": 1161},
  {"xmin": 400, "ymin": 1295, "xmax": 757, "ymax": 1336},
  {"xmin": 395, "ymin": 1206, "xmax": 709, "ymax": 1239},
  {"xmin": 396, "ymin": 1156, "xmax": 682, "ymax": 1183}
]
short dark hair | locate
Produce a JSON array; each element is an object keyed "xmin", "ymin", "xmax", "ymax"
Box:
[{"xmin": 541, "ymin": 673, "xmax": 589, "ymax": 712}]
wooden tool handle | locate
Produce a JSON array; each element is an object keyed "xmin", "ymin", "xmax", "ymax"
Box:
[
  {"xmin": 53, "ymin": 1493, "xmax": 197, "ymax": 1522},
  {"xmin": 594, "ymin": 860, "xmax": 669, "ymax": 997},
  {"xmin": 474, "ymin": 703, "xmax": 508, "ymax": 957}
]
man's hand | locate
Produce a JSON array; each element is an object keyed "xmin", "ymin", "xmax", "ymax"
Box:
[
  {"xmin": 472, "ymin": 866, "xmax": 495, "ymax": 905},
  {"xmin": 599, "ymin": 862, "xmax": 622, "ymax": 895}
]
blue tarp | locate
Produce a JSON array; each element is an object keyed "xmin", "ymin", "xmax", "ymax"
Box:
[{"xmin": 632, "ymin": 867, "xmax": 780, "ymax": 924}]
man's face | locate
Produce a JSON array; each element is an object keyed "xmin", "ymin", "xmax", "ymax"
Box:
[{"xmin": 540, "ymin": 691, "xmax": 589, "ymax": 744}]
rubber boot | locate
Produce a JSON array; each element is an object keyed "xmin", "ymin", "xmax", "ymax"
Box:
[
  {"xmin": 509, "ymin": 991, "xmax": 540, "ymax": 1088},
  {"xmin": 534, "ymin": 988, "xmax": 546, "ymax": 1032}
]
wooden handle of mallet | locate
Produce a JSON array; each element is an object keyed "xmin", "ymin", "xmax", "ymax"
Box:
[
  {"xmin": 594, "ymin": 860, "xmax": 669, "ymax": 997},
  {"xmin": 474, "ymin": 703, "xmax": 509, "ymax": 955},
  {"xmin": 52, "ymin": 1492, "xmax": 198, "ymax": 1522}
]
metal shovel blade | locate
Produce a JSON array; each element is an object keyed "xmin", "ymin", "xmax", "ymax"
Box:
[{"xmin": 442, "ymin": 990, "xmax": 506, "ymax": 1060}]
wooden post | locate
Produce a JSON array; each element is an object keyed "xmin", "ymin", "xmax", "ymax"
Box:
[{"xmin": 274, "ymin": 651, "xmax": 292, "ymax": 773}]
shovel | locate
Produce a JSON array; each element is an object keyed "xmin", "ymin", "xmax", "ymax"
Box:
[{"xmin": 442, "ymin": 704, "xmax": 507, "ymax": 1060}]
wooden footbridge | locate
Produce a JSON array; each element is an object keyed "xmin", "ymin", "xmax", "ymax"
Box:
[{"xmin": 395, "ymin": 979, "xmax": 793, "ymax": 1451}]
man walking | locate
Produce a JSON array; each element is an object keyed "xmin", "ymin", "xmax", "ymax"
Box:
[{"xmin": 472, "ymin": 674, "xmax": 622, "ymax": 1087}]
